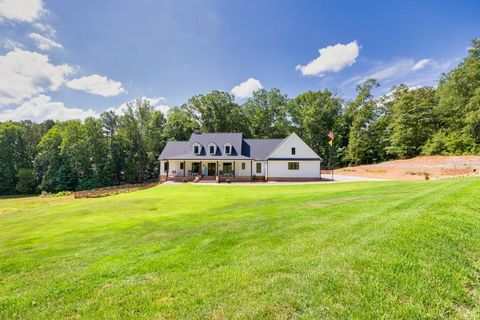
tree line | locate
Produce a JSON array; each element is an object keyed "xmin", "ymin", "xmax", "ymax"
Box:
[{"xmin": 1, "ymin": 39, "xmax": 479, "ymax": 194}]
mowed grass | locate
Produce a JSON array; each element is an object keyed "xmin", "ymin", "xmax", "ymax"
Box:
[{"xmin": 1, "ymin": 179, "xmax": 480, "ymax": 319}]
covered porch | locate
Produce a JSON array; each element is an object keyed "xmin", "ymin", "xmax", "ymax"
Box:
[{"xmin": 160, "ymin": 159, "xmax": 253, "ymax": 182}]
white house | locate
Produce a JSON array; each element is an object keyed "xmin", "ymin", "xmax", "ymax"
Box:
[{"xmin": 159, "ymin": 130, "xmax": 322, "ymax": 182}]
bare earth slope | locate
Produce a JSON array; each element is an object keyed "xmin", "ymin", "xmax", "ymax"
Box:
[{"xmin": 335, "ymin": 156, "xmax": 480, "ymax": 180}]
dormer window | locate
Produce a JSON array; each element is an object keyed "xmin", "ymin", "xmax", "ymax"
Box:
[
  {"xmin": 208, "ymin": 143, "xmax": 217, "ymax": 154},
  {"xmin": 193, "ymin": 143, "xmax": 201, "ymax": 155},
  {"xmin": 224, "ymin": 143, "xmax": 232, "ymax": 155}
]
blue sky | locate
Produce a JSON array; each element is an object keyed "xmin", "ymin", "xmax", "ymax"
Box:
[{"xmin": 0, "ymin": 0, "xmax": 479, "ymax": 121}]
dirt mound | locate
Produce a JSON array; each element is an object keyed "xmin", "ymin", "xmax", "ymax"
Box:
[{"xmin": 335, "ymin": 156, "xmax": 480, "ymax": 180}]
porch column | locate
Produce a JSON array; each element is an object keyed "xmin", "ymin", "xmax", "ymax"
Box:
[
  {"xmin": 216, "ymin": 160, "xmax": 219, "ymax": 175},
  {"xmin": 233, "ymin": 161, "xmax": 235, "ymax": 177},
  {"xmin": 183, "ymin": 161, "xmax": 186, "ymax": 177},
  {"xmin": 250, "ymin": 160, "xmax": 253, "ymax": 180}
]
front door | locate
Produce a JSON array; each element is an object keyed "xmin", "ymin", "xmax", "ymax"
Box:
[{"xmin": 208, "ymin": 163, "xmax": 216, "ymax": 176}]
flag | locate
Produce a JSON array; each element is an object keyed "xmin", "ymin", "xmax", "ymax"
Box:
[
  {"xmin": 328, "ymin": 139, "xmax": 333, "ymax": 146},
  {"xmin": 328, "ymin": 131, "xmax": 334, "ymax": 141}
]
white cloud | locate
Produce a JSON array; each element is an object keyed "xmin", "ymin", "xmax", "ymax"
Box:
[
  {"xmin": 0, "ymin": 95, "xmax": 97, "ymax": 122},
  {"xmin": 0, "ymin": 0, "xmax": 46, "ymax": 23},
  {"xmin": 33, "ymin": 22, "xmax": 56, "ymax": 37},
  {"xmin": 0, "ymin": 49, "xmax": 75, "ymax": 105},
  {"xmin": 2, "ymin": 38, "xmax": 25, "ymax": 50},
  {"xmin": 108, "ymin": 97, "xmax": 170, "ymax": 115},
  {"xmin": 231, "ymin": 78, "xmax": 263, "ymax": 99},
  {"xmin": 66, "ymin": 74, "xmax": 126, "ymax": 97},
  {"xmin": 358, "ymin": 58, "xmax": 442, "ymax": 84},
  {"xmin": 296, "ymin": 41, "xmax": 360, "ymax": 77},
  {"xmin": 412, "ymin": 58, "xmax": 431, "ymax": 71},
  {"xmin": 29, "ymin": 32, "xmax": 63, "ymax": 50}
]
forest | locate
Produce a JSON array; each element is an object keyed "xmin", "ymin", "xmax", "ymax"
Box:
[{"xmin": 0, "ymin": 39, "xmax": 479, "ymax": 195}]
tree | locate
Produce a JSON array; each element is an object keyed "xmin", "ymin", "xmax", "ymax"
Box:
[
  {"xmin": 432, "ymin": 38, "xmax": 480, "ymax": 154},
  {"xmin": 164, "ymin": 106, "xmax": 198, "ymax": 141},
  {"xmin": 345, "ymin": 79, "xmax": 380, "ymax": 165},
  {"xmin": 287, "ymin": 90, "xmax": 342, "ymax": 161},
  {"xmin": 118, "ymin": 98, "xmax": 166, "ymax": 183},
  {"xmin": 187, "ymin": 91, "xmax": 246, "ymax": 133},
  {"xmin": 243, "ymin": 88, "xmax": 290, "ymax": 138},
  {"xmin": 386, "ymin": 85, "xmax": 438, "ymax": 158},
  {"xmin": 16, "ymin": 168, "xmax": 38, "ymax": 194},
  {"xmin": 0, "ymin": 122, "xmax": 28, "ymax": 194}
]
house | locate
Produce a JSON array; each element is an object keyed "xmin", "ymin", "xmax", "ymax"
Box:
[{"xmin": 159, "ymin": 129, "xmax": 322, "ymax": 182}]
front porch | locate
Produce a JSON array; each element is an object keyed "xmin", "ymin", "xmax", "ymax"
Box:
[{"xmin": 160, "ymin": 160, "xmax": 253, "ymax": 182}]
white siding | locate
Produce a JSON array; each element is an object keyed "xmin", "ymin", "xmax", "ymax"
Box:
[
  {"xmin": 267, "ymin": 160, "xmax": 321, "ymax": 178},
  {"xmin": 253, "ymin": 161, "xmax": 266, "ymax": 176},
  {"xmin": 268, "ymin": 132, "xmax": 319, "ymax": 159}
]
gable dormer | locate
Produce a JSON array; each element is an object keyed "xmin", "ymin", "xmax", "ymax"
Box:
[
  {"xmin": 223, "ymin": 142, "xmax": 232, "ymax": 155},
  {"xmin": 192, "ymin": 142, "xmax": 201, "ymax": 155},
  {"xmin": 207, "ymin": 143, "xmax": 217, "ymax": 155}
]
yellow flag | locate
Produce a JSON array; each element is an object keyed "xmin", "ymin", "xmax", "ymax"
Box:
[{"xmin": 328, "ymin": 140, "xmax": 333, "ymax": 146}]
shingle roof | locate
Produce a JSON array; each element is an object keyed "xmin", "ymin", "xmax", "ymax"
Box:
[
  {"xmin": 158, "ymin": 133, "xmax": 285, "ymax": 161},
  {"xmin": 243, "ymin": 139, "xmax": 285, "ymax": 160}
]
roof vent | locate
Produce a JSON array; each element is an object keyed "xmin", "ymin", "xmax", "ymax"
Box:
[{"xmin": 193, "ymin": 128, "xmax": 201, "ymax": 134}]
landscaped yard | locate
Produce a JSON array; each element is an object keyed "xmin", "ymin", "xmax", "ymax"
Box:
[{"xmin": 1, "ymin": 179, "xmax": 479, "ymax": 319}]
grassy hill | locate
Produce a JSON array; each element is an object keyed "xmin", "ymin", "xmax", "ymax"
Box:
[{"xmin": 1, "ymin": 179, "xmax": 479, "ymax": 319}]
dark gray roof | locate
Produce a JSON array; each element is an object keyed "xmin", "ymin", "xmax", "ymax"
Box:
[
  {"xmin": 159, "ymin": 133, "xmax": 285, "ymax": 161},
  {"xmin": 243, "ymin": 139, "xmax": 284, "ymax": 160}
]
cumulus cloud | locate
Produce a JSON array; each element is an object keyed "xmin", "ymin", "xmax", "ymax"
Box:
[
  {"xmin": 0, "ymin": 95, "xmax": 97, "ymax": 122},
  {"xmin": 66, "ymin": 74, "xmax": 126, "ymax": 97},
  {"xmin": 296, "ymin": 41, "xmax": 360, "ymax": 77},
  {"xmin": 29, "ymin": 32, "xmax": 63, "ymax": 50},
  {"xmin": 0, "ymin": 0, "xmax": 46, "ymax": 23},
  {"xmin": 0, "ymin": 49, "xmax": 75, "ymax": 105},
  {"xmin": 231, "ymin": 78, "xmax": 263, "ymax": 99},
  {"xmin": 108, "ymin": 97, "xmax": 170, "ymax": 115}
]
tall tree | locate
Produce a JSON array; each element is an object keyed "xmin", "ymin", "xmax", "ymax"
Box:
[
  {"xmin": 429, "ymin": 38, "xmax": 480, "ymax": 154},
  {"xmin": 243, "ymin": 88, "xmax": 290, "ymax": 138},
  {"xmin": 287, "ymin": 90, "xmax": 342, "ymax": 160},
  {"xmin": 0, "ymin": 122, "xmax": 28, "ymax": 194},
  {"xmin": 187, "ymin": 91, "xmax": 246, "ymax": 133},
  {"xmin": 386, "ymin": 85, "xmax": 438, "ymax": 158},
  {"xmin": 164, "ymin": 106, "xmax": 198, "ymax": 141},
  {"xmin": 345, "ymin": 79, "xmax": 380, "ymax": 165}
]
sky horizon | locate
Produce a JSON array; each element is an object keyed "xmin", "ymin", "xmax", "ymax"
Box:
[{"xmin": 0, "ymin": 0, "xmax": 479, "ymax": 122}]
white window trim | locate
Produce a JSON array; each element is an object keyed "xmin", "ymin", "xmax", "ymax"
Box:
[
  {"xmin": 193, "ymin": 142, "xmax": 201, "ymax": 155},
  {"xmin": 224, "ymin": 143, "xmax": 232, "ymax": 155},
  {"xmin": 208, "ymin": 143, "xmax": 217, "ymax": 154}
]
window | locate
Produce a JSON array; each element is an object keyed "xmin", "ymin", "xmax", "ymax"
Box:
[
  {"xmin": 256, "ymin": 163, "xmax": 262, "ymax": 174},
  {"xmin": 291, "ymin": 147, "xmax": 296, "ymax": 155},
  {"xmin": 180, "ymin": 162, "xmax": 184, "ymax": 170},
  {"xmin": 241, "ymin": 162, "xmax": 245, "ymax": 170},
  {"xmin": 164, "ymin": 162, "xmax": 169, "ymax": 173},
  {"xmin": 193, "ymin": 145, "xmax": 199, "ymax": 154},
  {"xmin": 288, "ymin": 162, "xmax": 299, "ymax": 170},
  {"xmin": 209, "ymin": 145, "xmax": 215, "ymax": 154},
  {"xmin": 225, "ymin": 145, "xmax": 231, "ymax": 154},
  {"xmin": 223, "ymin": 162, "xmax": 232, "ymax": 173},
  {"xmin": 192, "ymin": 162, "xmax": 201, "ymax": 174}
]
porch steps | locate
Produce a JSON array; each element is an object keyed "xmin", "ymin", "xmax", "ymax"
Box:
[{"xmin": 197, "ymin": 176, "xmax": 217, "ymax": 183}]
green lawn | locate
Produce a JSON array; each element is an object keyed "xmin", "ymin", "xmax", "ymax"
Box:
[{"xmin": 1, "ymin": 179, "xmax": 479, "ymax": 319}]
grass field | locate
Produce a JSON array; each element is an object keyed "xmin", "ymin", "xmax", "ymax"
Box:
[{"xmin": 1, "ymin": 179, "xmax": 480, "ymax": 319}]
